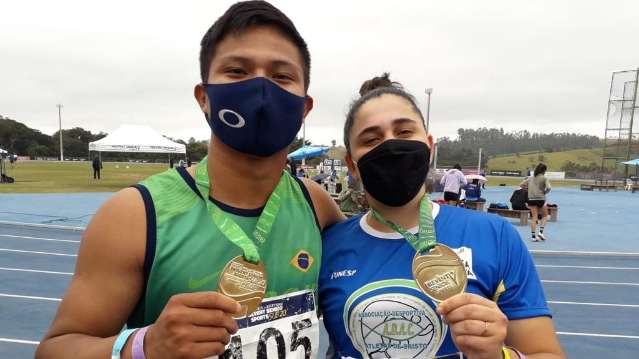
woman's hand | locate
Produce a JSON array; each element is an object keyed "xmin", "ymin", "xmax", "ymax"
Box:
[{"xmin": 437, "ymin": 293, "xmax": 508, "ymax": 359}]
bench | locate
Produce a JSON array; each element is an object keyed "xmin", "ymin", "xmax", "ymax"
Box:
[
  {"xmin": 464, "ymin": 201, "xmax": 485, "ymax": 211},
  {"xmin": 487, "ymin": 208, "xmax": 529, "ymax": 226},
  {"xmin": 591, "ymin": 184, "xmax": 618, "ymax": 191}
]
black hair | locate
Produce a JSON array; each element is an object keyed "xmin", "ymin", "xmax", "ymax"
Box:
[
  {"xmin": 534, "ymin": 163, "xmax": 547, "ymax": 177},
  {"xmin": 344, "ymin": 73, "xmax": 425, "ymax": 153},
  {"xmin": 199, "ymin": 1, "xmax": 311, "ymax": 90},
  {"xmin": 454, "ymin": 163, "xmax": 462, "ymax": 170}
]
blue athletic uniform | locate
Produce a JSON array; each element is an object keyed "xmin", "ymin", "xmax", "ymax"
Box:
[{"xmin": 319, "ymin": 203, "xmax": 551, "ymax": 358}]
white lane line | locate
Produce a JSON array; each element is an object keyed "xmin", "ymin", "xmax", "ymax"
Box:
[
  {"xmin": 0, "ymin": 293, "xmax": 61, "ymax": 302},
  {"xmin": 0, "ymin": 234, "xmax": 80, "ymax": 243},
  {"xmin": 557, "ymin": 332, "xmax": 639, "ymax": 339},
  {"xmin": 0, "ymin": 338, "xmax": 39, "ymax": 345},
  {"xmin": 548, "ymin": 300, "xmax": 639, "ymax": 308},
  {"xmin": 0, "ymin": 248, "xmax": 77, "ymax": 257},
  {"xmin": 0, "ymin": 267, "xmax": 73, "ymax": 275},
  {"xmin": 531, "ymin": 249, "xmax": 639, "ymax": 257},
  {"xmin": 542, "ymin": 279, "xmax": 639, "ymax": 286},
  {"xmin": 538, "ymin": 264, "xmax": 639, "ymax": 270}
]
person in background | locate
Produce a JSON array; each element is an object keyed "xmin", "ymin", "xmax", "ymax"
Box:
[
  {"xmin": 92, "ymin": 156, "xmax": 101, "ymax": 180},
  {"xmin": 521, "ymin": 163, "xmax": 551, "ymax": 242},
  {"xmin": 463, "ymin": 178, "xmax": 484, "ymax": 202},
  {"xmin": 510, "ymin": 185, "xmax": 529, "ymax": 210},
  {"xmin": 440, "ymin": 163, "xmax": 467, "ymax": 206}
]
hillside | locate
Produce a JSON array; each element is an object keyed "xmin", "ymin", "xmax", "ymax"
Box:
[{"xmin": 487, "ymin": 148, "xmax": 603, "ymax": 173}]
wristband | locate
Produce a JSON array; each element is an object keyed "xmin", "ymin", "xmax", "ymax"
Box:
[
  {"xmin": 111, "ymin": 328, "xmax": 136, "ymax": 359},
  {"xmin": 132, "ymin": 326, "xmax": 150, "ymax": 359},
  {"xmin": 502, "ymin": 346, "xmax": 511, "ymax": 359},
  {"xmin": 506, "ymin": 346, "xmax": 527, "ymax": 359}
]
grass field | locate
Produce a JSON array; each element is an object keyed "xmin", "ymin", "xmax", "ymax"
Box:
[
  {"xmin": 487, "ymin": 148, "xmax": 602, "ymax": 173},
  {"xmin": 0, "ymin": 159, "xmax": 595, "ymax": 194},
  {"xmin": 0, "ymin": 160, "xmax": 168, "ymax": 193}
]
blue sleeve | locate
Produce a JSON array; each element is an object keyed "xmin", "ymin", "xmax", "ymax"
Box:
[{"xmin": 496, "ymin": 221, "xmax": 552, "ymax": 320}]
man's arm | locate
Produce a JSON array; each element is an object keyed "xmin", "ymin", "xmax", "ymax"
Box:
[
  {"xmin": 36, "ymin": 188, "xmax": 240, "ymax": 359},
  {"xmin": 36, "ymin": 188, "xmax": 146, "ymax": 358},
  {"xmin": 301, "ymin": 177, "xmax": 346, "ymax": 230}
]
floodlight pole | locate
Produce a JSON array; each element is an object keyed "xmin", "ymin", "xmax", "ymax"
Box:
[
  {"xmin": 57, "ymin": 104, "xmax": 64, "ymax": 161},
  {"xmin": 425, "ymin": 88, "xmax": 433, "ymax": 134}
]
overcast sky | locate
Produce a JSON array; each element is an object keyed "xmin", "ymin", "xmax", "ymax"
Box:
[{"xmin": 2, "ymin": 0, "xmax": 638, "ymax": 146}]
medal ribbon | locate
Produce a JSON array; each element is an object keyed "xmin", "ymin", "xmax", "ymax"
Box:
[
  {"xmin": 371, "ymin": 196, "xmax": 437, "ymax": 254},
  {"xmin": 194, "ymin": 156, "xmax": 286, "ymax": 263}
]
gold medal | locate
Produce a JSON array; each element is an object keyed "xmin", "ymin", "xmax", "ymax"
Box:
[
  {"xmin": 218, "ymin": 256, "xmax": 267, "ymax": 317},
  {"xmin": 412, "ymin": 244, "xmax": 467, "ymax": 302}
]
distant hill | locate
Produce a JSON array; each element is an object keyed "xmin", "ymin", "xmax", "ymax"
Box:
[{"xmin": 487, "ymin": 148, "xmax": 603, "ymax": 174}]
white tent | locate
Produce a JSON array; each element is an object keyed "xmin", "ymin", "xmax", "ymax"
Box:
[{"xmin": 88, "ymin": 125, "xmax": 186, "ymax": 154}]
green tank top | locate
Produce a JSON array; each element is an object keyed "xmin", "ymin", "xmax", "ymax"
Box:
[{"xmin": 128, "ymin": 162, "xmax": 321, "ymax": 326}]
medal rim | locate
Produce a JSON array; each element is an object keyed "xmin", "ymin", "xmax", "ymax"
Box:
[
  {"xmin": 412, "ymin": 243, "xmax": 468, "ymax": 302},
  {"xmin": 218, "ymin": 255, "xmax": 267, "ymax": 317}
]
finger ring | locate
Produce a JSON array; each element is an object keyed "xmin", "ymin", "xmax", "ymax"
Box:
[{"xmin": 481, "ymin": 321, "xmax": 489, "ymax": 336}]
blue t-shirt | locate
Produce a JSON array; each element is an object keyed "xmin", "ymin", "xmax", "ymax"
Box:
[
  {"xmin": 464, "ymin": 183, "xmax": 482, "ymax": 200},
  {"xmin": 319, "ymin": 203, "xmax": 550, "ymax": 359}
]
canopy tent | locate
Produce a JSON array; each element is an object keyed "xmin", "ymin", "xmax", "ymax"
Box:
[
  {"xmin": 287, "ymin": 146, "xmax": 329, "ymax": 161},
  {"xmin": 88, "ymin": 125, "xmax": 186, "ymax": 154},
  {"xmin": 622, "ymin": 158, "xmax": 639, "ymax": 166}
]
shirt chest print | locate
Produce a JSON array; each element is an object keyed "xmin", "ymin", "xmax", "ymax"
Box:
[{"xmin": 452, "ymin": 247, "xmax": 477, "ymax": 280}]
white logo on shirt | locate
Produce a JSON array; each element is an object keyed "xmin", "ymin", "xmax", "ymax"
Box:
[
  {"xmin": 331, "ymin": 269, "xmax": 357, "ymax": 279},
  {"xmin": 451, "ymin": 247, "xmax": 477, "ymax": 280}
]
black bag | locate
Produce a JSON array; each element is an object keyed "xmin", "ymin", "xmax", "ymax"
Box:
[{"xmin": 510, "ymin": 188, "xmax": 528, "ymax": 210}]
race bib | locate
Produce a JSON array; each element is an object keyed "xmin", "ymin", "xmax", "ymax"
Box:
[{"xmin": 213, "ymin": 290, "xmax": 319, "ymax": 359}]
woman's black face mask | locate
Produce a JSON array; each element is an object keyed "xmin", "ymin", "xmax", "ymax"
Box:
[{"xmin": 355, "ymin": 139, "xmax": 430, "ymax": 207}]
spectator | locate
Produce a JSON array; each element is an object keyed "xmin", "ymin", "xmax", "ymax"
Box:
[
  {"xmin": 463, "ymin": 178, "xmax": 484, "ymax": 202},
  {"xmin": 440, "ymin": 164, "xmax": 467, "ymax": 206},
  {"xmin": 520, "ymin": 163, "xmax": 551, "ymax": 242},
  {"xmin": 92, "ymin": 156, "xmax": 101, "ymax": 180}
]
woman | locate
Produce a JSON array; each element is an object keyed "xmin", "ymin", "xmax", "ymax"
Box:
[
  {"xmin": 521, "ymin": 163, "xmax": 551, "ymax": 242},
  {"xmin": 319, "ymin": 74, "xmax": 564, "ymax": 359}
]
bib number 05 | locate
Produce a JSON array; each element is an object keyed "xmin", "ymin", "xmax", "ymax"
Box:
[{"xmin": 220, "ymin": 319, "xmax": 313, "ymax": 359}]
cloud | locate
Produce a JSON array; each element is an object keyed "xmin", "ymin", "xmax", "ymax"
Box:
[{"xmin": 1, "ymin": 0, "xmax": 638, "ymax": 146}]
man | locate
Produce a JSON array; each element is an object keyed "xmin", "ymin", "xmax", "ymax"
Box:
[
  {"xmin": 92, "ymin": 156, "xmax": 101, "ymax": 180},
  {"xmin": 36, "ymin": 2, "xmax": 343, "ymax": 358},
  {"xmin": 440, "ymin": 163, "xmax": 467, "ymax": 206}
]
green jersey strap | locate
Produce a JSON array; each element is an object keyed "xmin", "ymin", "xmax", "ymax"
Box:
[
  {"xmin": 371, "ymin": 196, "xmax": 437, "ymax": 254},
  {"xmin": 194, "ymin": 156, "xmax": 287, "ymax": 263}
]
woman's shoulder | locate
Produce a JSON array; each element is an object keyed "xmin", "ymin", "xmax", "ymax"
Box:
[{"xmin": 322, "ymin": 214, "xmax": 365, "ymax": 241}]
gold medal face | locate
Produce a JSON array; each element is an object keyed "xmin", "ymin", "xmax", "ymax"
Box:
[
  {"xmin": 218, "ymin": 256, "xmax": 267, "ymax": 317},
  {"xmin": 412, "ymin": 244, "xmax": 467, "ymax": 302}
]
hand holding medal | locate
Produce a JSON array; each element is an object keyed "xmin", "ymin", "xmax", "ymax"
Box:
[{"xmin": 373, "ymin": 195, "xmax": 508, "ymax": 359}]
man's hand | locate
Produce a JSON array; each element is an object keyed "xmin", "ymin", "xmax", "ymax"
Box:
[
  {"xmin": 437, "ymin": 293, "xmax": 508, "ymax": 359},
  {"xmin": 145, "ymin": 292, "xmax": 241, "ymax": 359}
]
